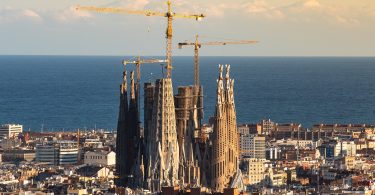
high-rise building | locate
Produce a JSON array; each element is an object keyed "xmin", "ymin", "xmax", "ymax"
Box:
[
  {"xmin": 59, "ymin": 141, "xmax": 80, "ymax": 165},
  {"xmin": 36, "ymin": 143, "xmax": 59, "ymax": 165},
  {"xmin": 240, "ymin": 134, "xmax": 266, "ymax": 159},
  {"xmin": 210, "ymin": 65, "xmax": 239, "ymax": 192},
  {"xmin": 145, "ymin": 78, "xmax": 180, "ymax": 192},
  {"xmin": 36, "ymin": 141, "xmax": 78, "ymax": 166},
  {"xmin": 0, "ymin": 124, "xmax": 23, "ymax": 139}
]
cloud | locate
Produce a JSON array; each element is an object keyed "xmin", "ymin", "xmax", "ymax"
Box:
[
  {"xmin": 368, "ymin": 9, "xmax": 375, "ymax": 18},
  {"xmin": 0, "ymin": 7, "xmax": 43, "ymax": 23},
  {"xmin": 238, "ymin": 0, "xmax": 361, "ymax": 25},
  {"xmin": 110, "ymin": 0, "xmax": 151, "ymax": 10},
  {"xmin": 277, "ymin": 0, "xmax": 362, "ymax": 25},
  {"xmin": 303, "ymin": 0, "xmax": 321, "ymax": 8},
  {"xmin": 195, "ymin": 0, "xmax": 367, "ymax": 25},
  {"xmin": 244, "ymin": 0, "xmax": 285, "ymax": 20},
  {"xmin": 125, "ymin": 0, "xmax": 150, "ymax": 10},
  {"xmin": 201, "ymin": 3, "xmax": 240, "ymax": 17},
  {"xmin": 23, "ymin": 9, "xmax": 43, "ymax": 21},
  {"xmin": 55, "ymin": 6, "xmax": 93, "ymax": 23}
]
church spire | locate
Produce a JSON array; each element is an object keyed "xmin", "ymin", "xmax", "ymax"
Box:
[
  {"xmin": 121, "ymin": 70, "xmax": 128, "ymax": 94},
  {"xmin": 116, "ymin": 66, "xmax": 129, "ymax": 187},
  {"xmin": 211, "ymin": 64, "xmax": 239, "ymax": 192},
  {"xmin": 216, "ymin": 65, "xmax": 225, "ymax": 113},
  {"xmin": 130, "ymin": 71, "xmax": 136, "ymax": 100}
]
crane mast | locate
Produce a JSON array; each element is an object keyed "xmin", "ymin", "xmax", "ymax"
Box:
[
  {"xmin": 166, "ymin": 0, "xmax": 173, "ymax": 78},
  {"xmin": 194, "ymin": 35, "xmax": 200, "ymax": 86},
  {"xmin": 77, "ymin": 0, "xmax": 204, "ymax": 78}
]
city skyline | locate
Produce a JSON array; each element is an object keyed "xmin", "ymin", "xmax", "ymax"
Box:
[
  {"xmin": 1, "ymin": 1, "xmax": 375, "ymax": 194},
  {"xmin": 0, "ymin": 0, "xmax": 374, "ymax": 56}
]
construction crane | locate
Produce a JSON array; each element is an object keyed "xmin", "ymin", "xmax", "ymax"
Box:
[
  {"xmin": 123, "ymin": 56, "xmax": 167, "ymax": 84},
  {"xmin": 123, "ymin": 57, "xmax": 167, "ymax": 127},
  {"xmin": 77, "ymin": 0, "xmax": 205, "ymax": 78},
  {"xmin": 178, "ymin": 35, "xmax": 257, "ymax": 87}
]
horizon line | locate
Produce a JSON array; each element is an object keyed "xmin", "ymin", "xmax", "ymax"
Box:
[{"xmin": 1, "ymin": 54, "xmax": 375, "ymax": 58}]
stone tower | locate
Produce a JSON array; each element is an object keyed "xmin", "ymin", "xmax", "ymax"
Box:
[
  {"xmin": 143, "ymin": 82, "xmax": 155, "ymax": 187},
  {"xmin": 128, "ymin": 71, "xmax": 142, "ymax": 187},
  {"xmin": 115, "ymin": 70, "xmax": 141, "ymax": 187},
  {"xmin": 146, "ymin": 78, "xmax": 179, "ymax": 192},
  {"xmin": 210, "ymin": 65, "xmax": 239, "ymax": 192},
  {"xmin": 143, "ymin": 82, "xmax": 155, "ymax": 151},
  {"xmin": 128, "ymin": 71, "xmax": 140, "ymax": 140},
  {"xmin": 175, "ymin": 86, "xmax": 201, "ymax": 188},
  {"xmin": 115, "ymin": 69, "xmax": 129, "ymax": 187},
  {"xmin": 224, "ymin": 65, "xmax": 239, "ymax": 178}
]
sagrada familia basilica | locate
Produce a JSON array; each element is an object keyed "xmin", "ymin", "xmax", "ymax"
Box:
[{"xmin": 115, "ymin": 65, "xmax": 243, "ymax": 193}]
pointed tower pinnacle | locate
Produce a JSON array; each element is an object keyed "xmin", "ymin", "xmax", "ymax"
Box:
[
  {"xmin": 116, "ymin": 67, "xmax": 129, "ymax": 187},
  {"xmin": 121, "ymin": 70, "xmax": 128, "ymax": 94},
  {"xmin": 146, "ymin": 78, "xmax": 179, "ymax": 192},
  {"xmin": 225, "ymin": 64, "xmax": 239, "ymax": 183},
  {"xmin": 125, "ymin": 70, "xmax": 141, "ymax": 187},
  {"xmin": 211, "ymin": 64, "xmax": 239, "ymax": 192},
  {"xmin": 130, "ymin": 71, "xmax": 136, "ymax": 100}
]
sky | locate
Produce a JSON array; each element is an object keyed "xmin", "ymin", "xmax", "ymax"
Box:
[{"xmin": 0, "ymin": 0, "xmax": 374, "ymax": 56}]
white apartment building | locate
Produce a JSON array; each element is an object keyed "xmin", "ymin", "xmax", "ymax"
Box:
[
  {"xmin": 84, "ymin": 151, "xmax": 116, "ymax": 166},
  {"xmin": 334, "ymin": 140, "xmax": 356, "ymax": 157},
  {"xmin": 83, "ymin": 138, "xmax": 103, "ymax": 148},
  {"xmin": 0, "ymin": 124, "xmax": 23, "ymax": 139},
  {"xmin": 275, "ymin": 139, "xmax": 313, "ymax": 149},
  {"xmin": 266, "ymin": 146, "xmax": 281, "ymax": 160},
  {"xmin": 59, "ymin": 141, "xmax": 79, "ymax": 165}
]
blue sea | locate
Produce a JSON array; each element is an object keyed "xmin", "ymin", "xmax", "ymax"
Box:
[{"xmin": 1, "ymin": 56, "xmax": 375, "ymax": 131}]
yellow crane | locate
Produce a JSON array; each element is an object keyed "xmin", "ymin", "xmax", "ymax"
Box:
[
  {"xmin": 77, "ymin": 0, "xmax": 205, "ymax": 78},
  {"xmin": 123, "ymin": 56, "xmax": 167, "ymax": 84},
  {"xmin": 178, "ymin": 35, "xmax": 257, "ymax": 86},
  {"xmin": 123, "ymin": 57, "xmax": 167, "ymax": 124}
]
